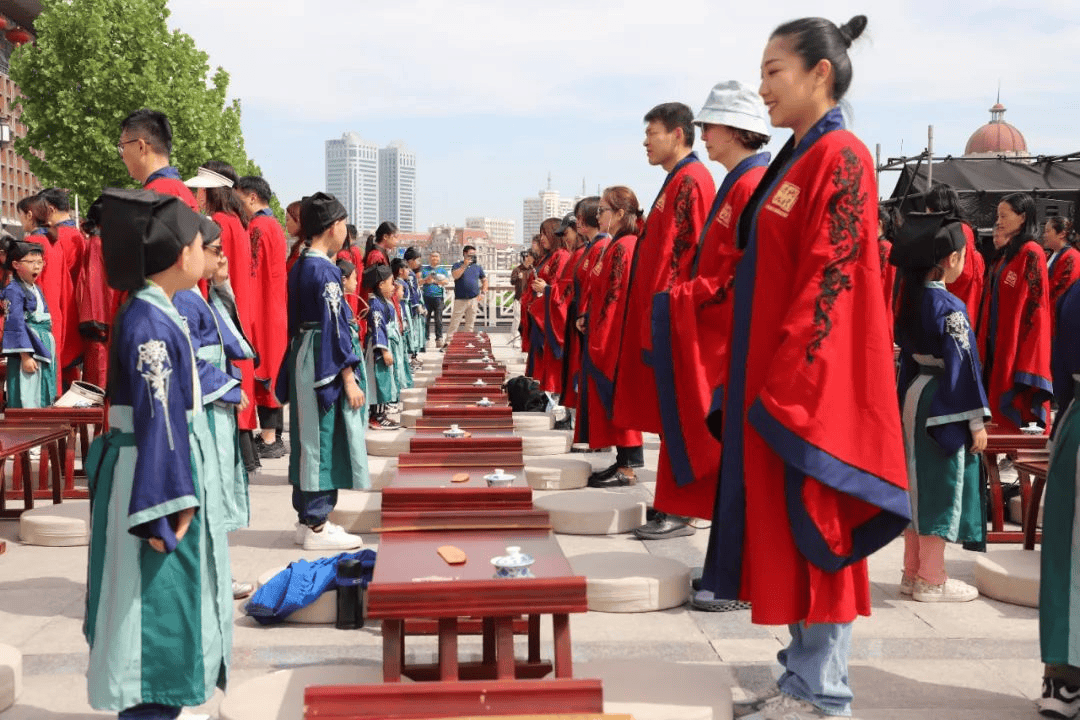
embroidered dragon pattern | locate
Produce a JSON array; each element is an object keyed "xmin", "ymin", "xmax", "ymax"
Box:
[
  {"xmin": 250, "ymin": 225, "xmax": 263, "ymax": 274},
  {"xmin": 598, "ymin": 242, "xmax": 627, "ymax": 325},
  {"xmin": 1020, "ymin": 248, "xmax": 1043, "ymax": 341},
  {"xmin": 1050, "ymin": 252, "xmax": 1077, "ymax": 307},
  {"xmin": 667, "ymin": 177, "xmax": 697, "ymax": 289},
  {"xmin": 806, "ymin": 146, "xmax": 865, "ymax": 364},
  {"xmin": 137, "ymin": 339, "xmax": 175, "ymax": 450}
]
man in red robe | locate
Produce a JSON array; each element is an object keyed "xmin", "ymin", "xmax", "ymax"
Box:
[
  {"xmin": 639, "ymin": 81, "xmax": 771, "ymax": 544},
  {"xmin": 237, "ymin": 176, "xmax": 289, "ymax": 459},
  {"xmin": 119, "ymin": 109, "xmax": 198, "ymax": 212},
  {"xmin": 41, "ymin": 188, "xmax": 86, "ymax": 387},
  {"xmin": 74, "ymin": 200, "xmax": 121, "ymax": 389},
  {"xmin": 611, "ymin": 102, "xmax": 714, "ymax": 433}
]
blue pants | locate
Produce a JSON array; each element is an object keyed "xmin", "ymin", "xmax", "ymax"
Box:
[
  {"xmin": 777, "ymin": 621, "xmax": 854, "ymax": 716},
  {"xmin": 119, "ymin": 704, "xmax": 180, "ymax": 720},
  {"xmin": 292, "ymin": 486, "xmax": 338, "ymax": 527}
]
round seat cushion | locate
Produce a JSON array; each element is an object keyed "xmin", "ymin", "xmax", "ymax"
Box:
[
  {"xmin": 974, "ymin": 548, "xmax": 1039, "ymax": 608},
  {"xmin": 535, "ymin": 490, "xmax": 646, "ymax": 534},
  {"xmin": 399, "ymin": 409, "xmax": 421, "ymax": 428},
  {"xmin": 411, "ymin": 372, "xmax": 438, "ymax": 388},
  {"xmin": 576, "ymin": 658, "xmax": 732, "ymax": 720},
  {"xmin": 366, "ymin": 428, "xmax": 414, "ymax": 457},
  {"xmin": 219, "ymin": 664, "xmax": 403, "ymax": 720},
  {"xmin": 255, "ymin": 567, "xmax": 340, "ymax": 624},
  {"xmin": 513, "ymin": 412, "xmax": 553, "ymax": 431},
  {"xmin": 399, "ymin": 388, "xmax": 426, "ymax": 403},
  {"xmin": 18, "ymin": 501, "xmax": 90, "ymax": 547},
  {"xmin": 328, "ymin": 490, "xmax": 382, "ymax": 533},
  {"xmin": 403, "ymin": 397, "xmax": 426, "ymax": 412},
  {"xmin": 0, "ymin": 643, "xmax": 22, "ymax": 713},
  {"xmin": 518, "ymin": 430, "xmax": 571, "ymax": 456},
  {"xmin": 524, "ymin": 457, "xmax": 590, "ymax": 490},
  {"xmin": 569, "ymin": 552, "xmax": 690, "ymax": 612},
  {"xmin": 1008, "ymin": 494, "xmax": 1043, "ymax": 527}
]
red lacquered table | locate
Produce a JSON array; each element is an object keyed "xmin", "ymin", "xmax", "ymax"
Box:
[
  {"xmin": 981, "ymin": 432, "xmax": 1050, "ymax": 544},
  {"xmin": 0, "ymin": 423, "xmax": 69, "ymax": 518},
  {"xmin": 4, "ymin": 406, "xmax": 106, "ymax": 500}
]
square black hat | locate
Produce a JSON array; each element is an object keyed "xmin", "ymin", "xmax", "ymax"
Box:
[
  {"xmin": 300, "ymin": 192, "xmax": 347, "ymax": 239},
  {"xmin": 362, "ymin": 262, "xmax": 392, "ymax": 291},
  {"xmin": 98, "ymin": 188, "xmax": 220, "ymax": 292}
]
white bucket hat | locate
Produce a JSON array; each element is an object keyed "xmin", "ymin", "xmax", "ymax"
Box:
[
  {"xmin": 53, "ymin": 380, "xmax": 106, "ymax": 408},
  {"xmin": 184, "ymin": 167, "xmax": 234, "ymax": 188},
  {"xmin": 693, "ymin": 80, "xmax": 771, "ymax": 139}
]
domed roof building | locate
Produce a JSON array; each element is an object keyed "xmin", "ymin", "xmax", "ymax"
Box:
[{"xmin": 964, "ymin": 101, "xmax": 1028, "ymax": 158}]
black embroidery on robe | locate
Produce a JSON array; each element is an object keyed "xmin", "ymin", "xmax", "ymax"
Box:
[
  {"xmin": 599, "ymin": 243, "xmax": 627, "ymax": 325},
  {"xmin": 807, "ymin": 146, "xmax": 865, "ymax": 363},
  {"xmin": 668, "ymin": 177, "xmax": 698, "ymax": 289},
  {"xmin": 1020, "ymin": 248, "xmax": 1043, "ymax": 341}
]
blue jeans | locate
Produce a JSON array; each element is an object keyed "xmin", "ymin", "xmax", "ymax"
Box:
[
  {"xmin": 292, "ymin": 486, "xmax": 338, "ymax": 527},
  {"xmin": 777, "ymin": 621, "xmax": 853, "ymax": 716},
  {"xmin": 118, "ymin": 704, "xmax": 180, "ymax": 720}
]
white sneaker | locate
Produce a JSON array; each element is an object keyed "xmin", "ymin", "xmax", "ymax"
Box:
[
  {"xmin": 912, "ymin": 577, "xmax": 978, "ymax": 603},
  {"xmin": 899, "ymin": 572, "xmax": 916, "ymax": 596},
  {"xmin": 740, "ymin": 692, "xmax": 836, "ymax": 719},
  {"xmin": 301, "ymin": 521, "xmax": 364, "ymax": 551}
]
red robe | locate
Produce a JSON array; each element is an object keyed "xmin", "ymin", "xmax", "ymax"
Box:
[
  {"xmin": 977, "ymin": 240, "xmax": 1053, "ymax": 432},
  {"xmin": 364, "ymin": 247, "xmax": 390, "ymax": 268},
  {"xmin": 35, "ymin": 230, "xmax": 67, "ymax": 395},
  {"xmin": 54, "ymin": 222, "xmax": 86, "ymax": 370},
  {"xmin": 76, "ymin": 232, "xmax": 123, "ymax": 389},
  {"xmin": 556, "ymin": 242, "xmax": 591, "ymax": 406},
  {"xmin": 337, "ymin": 246, "xmax": 365, "ymax": 272},
  {"xmin": 1049, "ymin": 245, "xmax": 1080, "ymax": 329},
  {"xmin": 528, "ymin": 248, "xmax": 569, "ymax": 391},
  {"xmin": 650, "ymin": 154, "xmax": 769, "ymax": 520},
  {"xmin": 215, "ymin": 211, "xmax": 257, "ymax": 430},
  {"xmin": 946, "ymin": 223, "xmax": 984, "ymax": 327},
  {"xmin": 570, "ymin": 236, "xmax": 612, "ymax": 427},
  {"xmin": 612, "ymin": 153, "xmax": 714, "ymax": 433},
  {"xmin": 878, "ymin": 238, "xmax": 897, "ymax": 328},
  {"xmin": 580, "ymin": 232, "xmax": 642, "ymax": 450},
  {"xmin": 700, "ymin": 109, "xmax": 910, "ymax": 625},
  {"xmin": 249, "ymin": 212, "xmax": 289, "ymax": 407},
  {"xmin": 145, "ymin": 175, "xmax": 198, "ymax": 213}
]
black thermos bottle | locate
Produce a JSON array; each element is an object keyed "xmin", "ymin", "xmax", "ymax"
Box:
[{"xmin": 335, "ymin": 558, "xmax": 365, "ymax": 629}]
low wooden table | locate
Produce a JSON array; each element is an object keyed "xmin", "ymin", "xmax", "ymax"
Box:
[
  {"xmin": 0, "ymin": 423, "xmax": 69, "ymax": 518},
  {"xmin": 1014, "ymin": 457, "xmax": 1049, "ymax": 550},
  {"xmin": 981, "ymin": 433, "xmax": 1050, "ymax": 544},
  {"xmin": 383, "ymin": 457, "xmax": 534, "ymax": 525},
  {"xmin": 368, "ymin": 527, "xmax": 589, "ymax": 684},
  {"xmin": 4, "ymin": 406, "xmax": 106, "ymax": 500}
]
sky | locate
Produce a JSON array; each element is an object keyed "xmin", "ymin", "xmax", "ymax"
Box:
[{"xmin": 166, "ymin": 0, "xmax": 1080, "ymax": 241}]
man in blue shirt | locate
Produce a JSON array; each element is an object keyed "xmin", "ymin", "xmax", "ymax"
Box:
[
  {"xmin": 446, "ymin": 244, "xmax": 488, "ymax": 340},
  {"xmin": 420, "ymin": 251, "xmax": 451, "ymax": 348}
]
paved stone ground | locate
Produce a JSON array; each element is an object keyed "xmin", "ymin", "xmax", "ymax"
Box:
[{"xmin": 0, "ymin": 334, "xmax": 1045, "ymax": 719}]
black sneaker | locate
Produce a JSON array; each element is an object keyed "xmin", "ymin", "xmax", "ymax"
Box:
[
  {"xmin": 633, "ymin": 512, "xmax": 696, "ymax": 540},
  {"xmin": 259, "ymin": 437, "xmax": 288, "ymax": 459},
  {"xmin": 1039, "ymin": 677, "xmax": 1080, "ymax": 718}
]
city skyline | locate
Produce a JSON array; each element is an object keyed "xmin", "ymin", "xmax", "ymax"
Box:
[
  {"xmin": 164, "ymin": 2, "xmax": 1080, "ymax": 234},
  {"xmin": 325, "ymin": 133, "xmax": 417, "ymax": 233}
]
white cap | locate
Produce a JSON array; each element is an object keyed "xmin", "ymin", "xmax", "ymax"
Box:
[
  {"xmin": 184, "ymin": 167, "xmax": 234, "ymax": 188},
  {"xmin": 53, "ymin": 380, "xmax": 105, "ymax": 408},
  {"xmin": 693, "ymin": 80, "xmax": 771, "ymax": 139}
]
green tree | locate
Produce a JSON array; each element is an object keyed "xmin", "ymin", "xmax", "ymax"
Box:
[{"xmin": 8, "ymin": 0, "xmax": 280, "ymax": 221}]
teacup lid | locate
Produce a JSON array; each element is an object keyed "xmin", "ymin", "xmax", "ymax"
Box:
[{"xmin": 491, "ymin": 545, "xmax": 534, "ymax": 568}]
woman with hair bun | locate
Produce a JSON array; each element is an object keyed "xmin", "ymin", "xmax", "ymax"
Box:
[
  {"xmin": 1044, "ymin": 215, "xmax": 1080, "ymax": 324},
  {"xmin": 700, "ymin": 16, "xmax": 909, "ymax": 719},
  {"xmin": 578, "ymin": 186, "xmax": 644, "ymax": 486},
  {"xmin": 977, "ymin": 193, "xmax": 1052, "ymax": 433}
]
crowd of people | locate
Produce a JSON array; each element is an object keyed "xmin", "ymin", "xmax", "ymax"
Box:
[
  {"xmin": 510, "ymin": 13, "xmax": 1080, "ymax": 720},
  {"xmin": 4, "ymin": 11, "xmax": 1080, "ymax": 720}
]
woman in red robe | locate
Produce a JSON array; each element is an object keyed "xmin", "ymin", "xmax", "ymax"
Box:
[
  {"xmin": 522, "ymin": 220, "xmax": 559, "ymax": 379},
  {"xmin": 579, "ymin": 187, "xmax": 644, "ymax": 485},
  {"xmin": 560, "ymin": 200, "xmax": 603, "ymax": 409},
  {"xmin": 285, "ymin": 201, "xmax": 306, "ymax": 274},
  {"xmin": 1044, "ymin": 216, "xmax": 1080, "ymax": 327},
  {"xmin": 528, "ymin": 219, "xmax": 570, "ymax": 392},
  {"xmin": 700, "ymin": 17, "xmax": 910, "ymax": 718},
  {"xmin": 363, "ymin": 222, "xmax": 397, "ymax": 269},
  {"xmin": 977, "ymin": 193, "xmax": 1053, "ymax": 433},
  {"xmin": 878, "ymin": 206, "xmax": 899, "ymax": 324}
]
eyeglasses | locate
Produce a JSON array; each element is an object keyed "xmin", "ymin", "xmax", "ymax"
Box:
[
  {"xmin": 116, "ymin": 138, "xmax": 140, "ymax": 157},
  {"xmin": 15, "ymin": 258, "xmax": 44, "ymax": 267},
  {"xmin": 204, "ymin": 244, "xmax": 223, "ymax": 257}
]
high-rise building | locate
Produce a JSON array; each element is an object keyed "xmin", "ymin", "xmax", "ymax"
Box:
[
  {"xmin": 379, "ymin": 141, "xmax": 416, "ymax": 232},
  {"xmin": 2, "ymin": 32, "xmax": 43, "ymax": 236},
  {"xmin": 465, "ymin": 217, "xmax": 516, "ymax": 246},
  {"xmin": 325, "ymin": 132, "xmax": 379, "ymax": 231},
  {"xmin": 522, "ymin": 175, "xmax": 574, "ymax": 242}
]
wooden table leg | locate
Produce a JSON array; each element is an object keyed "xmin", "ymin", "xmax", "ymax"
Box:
[
  {"xmin": 1026, "ymin": 473, "xmax": 1047, "ymax": 551},
  {"xmin": 553, "ymin": 613, "xmax": 572, "ymax": 678},
  {"xmin": 982, "ymin": 452, "xmax": 1005, "ymax": 532},
  {"xmin": 49, "ymin": 441, "xmax": 63, "ymax": 504},
  {"xmin": 20, "ymin": 452, "xmax": 33, "ymax": 512},
  {"xmin": 63, "ymin": 429, "xmax": 77, "ymax": 493},
  {"xmin": 438, "ymin": 617, "xmax": 458, "ymax": 681},
  {"xmin": 494, "ymin": 616, "xmax": 515, "ymax": 679},
  {"xmin": 482, "ymin": 616, "xmax": 495, "ymax": 666},
  {"xmin": 528, "ymin": 614, "xmax": 541, "ymax": 663},
  {"xmin": 382, "ymin": 619, "xmax": 404, "ymax": 682}
]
